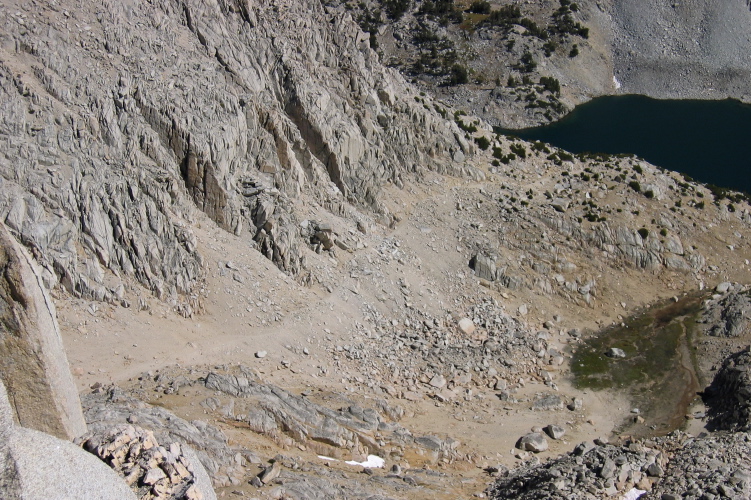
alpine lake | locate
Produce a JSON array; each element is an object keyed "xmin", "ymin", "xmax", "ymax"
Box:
[
  {"xmin": 497, "ymin": 95, "xmax": 751, "ymax": 437},
  {"xmin": 496, "ymin": 95, "xmax": 751, "ymax": 196}
]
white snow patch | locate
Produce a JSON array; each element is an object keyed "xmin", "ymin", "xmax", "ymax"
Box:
[
  {"xmin": 613, "ymin": 75, "xmax": 622, "ymax": 90},
  {"xmin": 345, "ymin": 455, "xmax": 385, "ymax": 468},
  {"xmin": 317, "ymin": 456, "xmax": 339, "ymax": 461},
  {"xmin": 623, "ymin": 488, "xmax": 646, "ymax": 500}
]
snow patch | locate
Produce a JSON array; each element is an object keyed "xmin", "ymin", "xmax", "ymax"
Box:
[
  {"xmin": 345, "ymin": 455, "xmax": 385, "ymax": 468},
  {"xmin": 623, "ymin": 487, "xmax": 646, "ymax": 500},
  {"xmin": 613, "ymin": 75, "xmax": 622, "ymax": 90}
]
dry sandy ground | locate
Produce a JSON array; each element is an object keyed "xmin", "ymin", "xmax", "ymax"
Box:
[{"xmin": 54, "ymin": 157, "xmax": 751, "ymax": 497}]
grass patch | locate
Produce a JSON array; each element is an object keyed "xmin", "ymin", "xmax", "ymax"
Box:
[{"xmin": 571, "ymin": 295, "xmax": 703, "ymax": 392}]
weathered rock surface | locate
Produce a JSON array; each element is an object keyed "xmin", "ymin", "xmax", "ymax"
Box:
[
  {"xmin": 202, "ymin": 367, "xmax": 460, "ymax": 462},
  {"xmin": 704, "ymin": 346, "xmax": 751, "ymax": 432},
  {"xmin": 0, "ymin": 378, "xmax": 135, "ymax": 500},
  {"xmin": 701, "ymin": 288, "xmax": 751, "ymax": 338},
  {"xmin": 80, "ymin": 424, "xmax": 216, "ymax": 500},
  {"xmin": 0, "ymin": 0, "xmax": 467, "ymax": 306},
  {"xmin": 82, "ymin": 386, "xmax": 236, "ymax": 488},
  {"xmin": 0, "ymin": 222, "xmax": 86, "ymax": 440}
]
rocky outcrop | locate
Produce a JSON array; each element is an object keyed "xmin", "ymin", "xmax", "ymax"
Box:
[
  {"xmin": 80, "ymin": 425, "xmax": 216, "ymax": 500},
  {"xmin": 703, "ymin": 347, "xmax": 751, "ymax": 432},
  {"xmin": 0, "ymin": 0, "xmax": 468, "ymax": 305},
  {"xmin": 487, "ymin": 430, "xmax": 751, "ymax": 500},
  {"xmin": 82, "ymin": 386, "xmax": 236, "ymax": 489},
  {"xmin": 701, "ymin": 288, "xmax": 751, "ymax": 338},
  {"xmin": 0, "ymin": 222, "xmax": 86, "ymax": 440},
  {"xmin": 202, "ymin": 367, "xmax": 460, "ymax": 463},
  {"xmin": 0, "ymin": 378, "xmax": 136, "ymax": 500}
]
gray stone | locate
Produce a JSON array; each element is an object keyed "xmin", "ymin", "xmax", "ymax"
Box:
[
  {"xmin": 516, "ymin": 433, "xmax": 548, "ymax": 453},
  {"xmin": 647, "ymin": 463, "xmax": 664, "ymax": 477},
  {"xmin": 567, "ymin": 398, "xmax": 583, "ymax": 411},
  {"xmin": 0, "ymin": 223, "xmax": 87, "ymax": 440},
  {"xmin": 458, "ymin": 318, "xmax": 476, "ymax": 335},
  {"xmin": 716, "ymin": 282, "xmax": 732, "ymax": 293},
  {"xmin": 259, "ymin": 461, "xmax": 281, "ymax": 484},
  {"xmin": 429, "ymin": 375, "xmax": 447, "ymax": 389},
  {"xmin": 605, "ymin": 347, "xmax": 626, "ymax": 359},
  {"xmin": 599, "ymin": 458, "xmax": 616, "ymax": 479},
  {"xmin": 10, "ymin": 426, "xmax": 136, "ymax": 500},
  {"xmin": 552, "ymin": 198, "xmax": 570, "ymax": 212},
  {"xmin": 471, "ymin": 253, "xmax": 497, "ymax": 281},
  {"xmin": 532, "ymin": 394, "xmax": 563, "ymax": 411},
  {"xmin": 544, "ymin": 424, "xmax": 565, "ymax": 440}
]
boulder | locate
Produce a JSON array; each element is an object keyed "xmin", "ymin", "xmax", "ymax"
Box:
[
  {"xmin": 0, "ymin": 223, "xmax": 86, "ymax": 440},
  {"xmin": 516, "ymin": 433, "xmax": 549, "ymax": 453},
  {"xmin": 471, "ymin": 253, "xmax": 497, "ymax": 281},
  {"xmin": 458, "ymin": 318, "xmax": 476, "ymax": 335},
  {"xmin": 0, "ymin": 379, "xmax": 135, "ymax": 500},
  {"xmin": 605, "ymin": 347, "xmax": 626, "ymax": 359},
  {"xmin": 544, "ymin": 424, "xmax": 566, "ymax": 440}
]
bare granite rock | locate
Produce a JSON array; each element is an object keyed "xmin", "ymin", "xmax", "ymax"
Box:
[
  {"xmin": 0, "ymin": 223, "xmax": 86, "ymax": 440},
  {"xmin": 0, "ymin": 0, "xmax": 469, "ymax": 306},
  {"xmin": 0, "ymin": 378, "xmax": 135, "ymax": 500}
]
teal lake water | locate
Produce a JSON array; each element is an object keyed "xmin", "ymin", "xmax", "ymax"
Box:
[{"xmin": 496, "ymin": 95, "xmax": 751, "ymax": 195}]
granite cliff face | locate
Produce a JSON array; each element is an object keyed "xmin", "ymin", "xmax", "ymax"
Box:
[{"xmin": 0, "ymin": 0, "xmax": 469, "ymax": 307}]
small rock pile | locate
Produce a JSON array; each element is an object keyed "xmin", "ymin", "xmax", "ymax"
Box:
[
  {"xmin": 487, "ymin": 438, "xmax": 669, "ymax": 499},
  {"xmin": 79, "ymin": 425, "xmax": 206, "ymax": 500},
  {"xmin": 645, "ymin": 431, "xmax": 751, "ymax": 500}
]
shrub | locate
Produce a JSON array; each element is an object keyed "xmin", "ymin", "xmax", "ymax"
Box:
[
  {"xmin": 543, "ymin": 40, "xmax": 558, "ymax": 57},
  {"xmin": 510, "ymin": 143, "xmax": 527, "ymax": 159},
  {"xmin": 484, "ymin": 4, "xmax": 522, "ymax": 27},
  {"xmin": 383, "ymin": 0, "xmax": 412, "ymax": 20},
  {"xmin": 638, "ymin": 228, "xmax": 649, "ymax": 240},
  {"xmin": 447, "ymin": 64, "xmax": 469, "ymax": 85},
  {"xmin": 569, "ymin": 44, "xmax": 579, "ymax": 57},
  {"xmin": 517, "ymin": 52, "xmax": 537, "ymax": 72},
  {"xmin": 628, "ymin": 180, "xmax": 641, "ymax": 192},
  {"xmin": 468, "ymin": 1, "xmax": 491, "ymax": 14},
  {"xmin": 539, "ymin": 76, "xmax": 561, "ymax": 95},
  {"xmin": 474, "ymin": 136, "xmax": 491, "ymax": 150}
]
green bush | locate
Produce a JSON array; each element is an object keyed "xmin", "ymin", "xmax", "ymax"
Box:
[
  {"xmin": 628, "ymin": 180, "xmax": 641, "ymax": 192},
  {"xmin": 382, "ymin": 0, "xmax": 412, "ymax": 20},
  {"xmin": 517, "ymin": 52, "xmax": 537, "ymax": 72},
  {"xmin": 468, "ymin": 0, "xmax": 491, "ymax": 14},
  {"xmin": 638, "ymin": 228, "xmax": 649, "ymax": 240},
  {"xmin": 474, "ymin": 136, "xmax": 491, "ymax": 150},
  {"xmin": 447, "ymin": 64, "xmax": 469, "ymax": 85},
  {"xmin": 510, "ymin": 143, "xmax": 527, "ymax": 159},
  {"xmin": 539, "ymin": 76, "xmax": 561, "ymax": 95}
]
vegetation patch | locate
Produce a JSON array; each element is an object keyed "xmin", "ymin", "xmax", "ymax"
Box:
[{"xmin": 571, "ymin": 295, "xmax": 705, "ymax": 435}]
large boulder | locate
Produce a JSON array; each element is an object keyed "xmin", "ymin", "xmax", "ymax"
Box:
[
  {"xmin": 0, "ymin": 379, "xmax": 136, "ymax": 500},
  {"xmin": 0, "ymin": 223, "xmax": 86, "ymax": 440}
]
